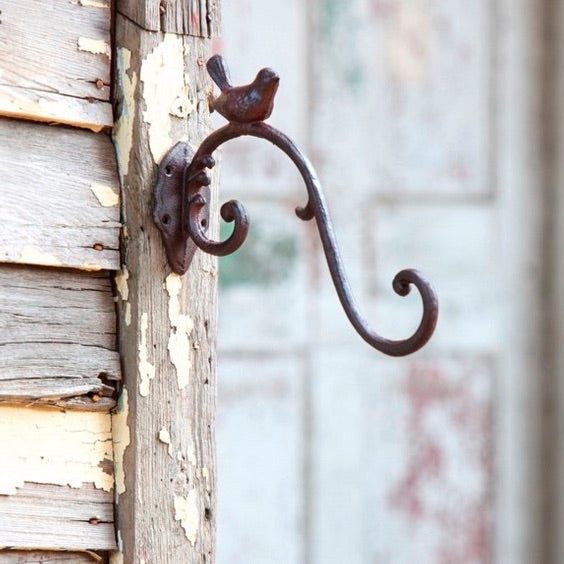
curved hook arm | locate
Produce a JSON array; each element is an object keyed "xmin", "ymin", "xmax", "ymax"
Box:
[{"xmin": 184, "ymin": 121, "xmax": 438, "ymax": 356}]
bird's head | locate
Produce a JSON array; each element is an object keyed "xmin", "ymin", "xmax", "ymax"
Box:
[{"xmin": 256, "ymin": 67, "xmax": 280, "ymax": 87}]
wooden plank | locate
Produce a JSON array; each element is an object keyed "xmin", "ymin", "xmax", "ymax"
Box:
[
  {"xmin": 112, "ymin": 12, "xmax": 217, "ymax": 561},
  {"xmin": 0, "ymin": 483, "xmax": 114, "ymax": 552},
  {"xmin": 117, "ymin": 0, "xmax": 221, "ymax": 37},
  {"xmin": 0, "ymin": 406, "xmax": 115, "ymax": 551},
  {"xmin": 0, "ymin": 551, "xmax": 106, "ymax": 563},
  {"xmin": 0, "ymin": 265, "xmax": 120, "ymax": 405},
  {"xmin": 0, "ymin": 118, "xmax": 120, "ymax": 271},
  {"xmin": 0, "ymin": 1, "xmax": 112, "ymax": 131}
]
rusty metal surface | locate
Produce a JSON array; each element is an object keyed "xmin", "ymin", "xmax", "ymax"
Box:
[
  {"xmin": 154, "ymin": 56, "xmax": 438, "ymax": 356},
  {"xmin": 154, "ymin": 141, "xmax": 210, "ymax": 274},
  {"xmin": 207, "ymin": 54, "xmax": 280, "ymax": 123}
]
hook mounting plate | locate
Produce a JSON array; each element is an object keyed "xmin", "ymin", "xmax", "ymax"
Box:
[{"xmin": 153, "ymin": 141, "xmax": 210, "ymax": 274}]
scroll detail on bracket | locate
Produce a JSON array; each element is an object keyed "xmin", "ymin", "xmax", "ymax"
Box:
[{"xmin": 153, "ymin": 56, "xmax": 439, "ymax": 357}]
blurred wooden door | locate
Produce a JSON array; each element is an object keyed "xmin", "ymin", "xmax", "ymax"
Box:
[{"xmin": 216, "ymin": 1, "xmax": 556, "ymax": 563}]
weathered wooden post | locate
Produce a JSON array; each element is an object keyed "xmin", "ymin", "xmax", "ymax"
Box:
[{"xmin": 112, "ymin": 2, "xmax": 220, "ymax": 561}]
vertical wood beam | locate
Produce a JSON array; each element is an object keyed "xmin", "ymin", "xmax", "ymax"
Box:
[
  {"xmin": 118, "ymin": 0, "xmax": 221, "ymax": 37},
  {"xmin": 112, "ymin": 3, "xmax": 219, "ymax": 560}
]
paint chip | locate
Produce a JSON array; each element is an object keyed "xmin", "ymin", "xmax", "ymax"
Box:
[
  {"xmin": 19, "ymin": 245, "xmax": 61, "ymax": 267},
  {"xmin": 78, "ymin": 37, "xmax": 111, "ymax": 57},
  {"xmin": 0, "ymin": 406, "xmax": 113, "ymax": 495},
  {"xmin": 165, "ymin": 274, "xmax": 194, "ymax": 390},
  {"xmin": 112, "ymin": 389, "xmax": 131, "ymax": 495},
  {"xmin": 159, "ymin": 427, "xmax": 171, "ymax": 444},
  {"xmin": 159, "ymin": 427, "xmax": 174, "ymax": 457},
  {"xmin": 174, "ymin": 490, "xmax": 200, "ymax": 545},
  {"xmin": 115, "ymin": 268, "xmax": 130, "ymax": 301},
  {"xmin": 170, "ymin": 87, "xmax": 194, "ymax": 119},
  {"xmin": 79, "ymin": 0, "xmax": 109, "ymax": 7},
  {"xmin": 113, "ymin": 48, "xmax": 138, "ymax": 181},
  {"xmin": 115, "ymin": 268, "xmax": 131, "ymax": 325},
  {"xmin": 91, "ymin": 183, "xmax": 119, "ymax": 207},
  {"xmin": 124, "ymin": 302, "xmax": 132, "ymax": 326}
]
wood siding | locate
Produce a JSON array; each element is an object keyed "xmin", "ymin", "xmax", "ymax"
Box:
[
  {"xmin": 0, "ymin": 119, "xmax": 120, "ymax": 271},
  {"xmin": 0, "ymin": 265, "xmax": 119, "ymax": 408},
  {"xmin": 0, "ymin": 1, "xmax": 113, "ymax": 132},
  {"xmin": 0, "ymin": 1, "xmax": 119, "ymax": 559},
  {"xmin": 216, "ymin": 1, "xmax": 553, "ymax": 563}
]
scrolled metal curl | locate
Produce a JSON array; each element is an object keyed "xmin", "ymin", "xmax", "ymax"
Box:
[{"xmin": 183, "ymin": 121, "xmax": 438, "ymax": 356}]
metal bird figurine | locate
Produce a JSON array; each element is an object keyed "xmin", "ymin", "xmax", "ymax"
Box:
[{"xmin": 207, "ymin": 54, "xmax": 280, "ymax": 123}]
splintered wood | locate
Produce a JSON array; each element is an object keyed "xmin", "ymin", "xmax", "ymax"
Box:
[{"xmin": 0, "ymin": 1, "xmax": 113, "ymax": 131}]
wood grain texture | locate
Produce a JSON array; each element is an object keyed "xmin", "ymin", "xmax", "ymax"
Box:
[
  {"xmin": 113, "ymin": 12, "xmax": 218, "ymax": 561},
  {"xmin": 117, "ymin": 0, "xmax": 221, "ymax": 37},
  {"xmin": 0, "ymin": 118, "xmax": 120, "ymax": 271},
  {"xmin": 0, "ymin": 1, "xmax": 113, "ymax": 131},
  {"xmin": 0, "ymin": 551, "xmax": 106, "ymax": 563},
  {"xmin": 0, "ymin": 265, "xmax": 120, "ymax": 405},
  {"xmin": 0, "ymin": 483, "xmax": 115, "ymax": 552}
]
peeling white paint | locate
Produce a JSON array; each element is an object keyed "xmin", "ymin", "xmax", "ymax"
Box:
[
  {"xmin": 165, "ymin": 274, "xmax": 194, "ymax": 390},
  {"xmin": 115, "ymin": 267, "xmax": 130, "ymax": 301},
  {"xmin": 19, "ymin": 245, "xmax": 61, "ymax": 267},
  {"xmin": 78, "ymin": 37, "xmax": 111, "ymax": 57},
  {"xmin": 115, "ymin": 268, "xmax": 131, "ymax": 326},
  {"xmin": 138, "ymin": 313, "xmax": 156, "ymax": 397},
  {"xmin": 170, "ymin": 86, "xmax": 194, "ymax": 119},
  {"xmin": 116, "ymin": 529, "xmax": 123, "ymax": 553},
  {"xmin": 0, "ymin": 406, "xmax": 113, "ymax": 495},
  {"xmin": 159, "ymin": 427, "xmax": 174, "ymax": 457},
  {"xmin": 111, "ymin": 389, "xmax": 131, "ymax": 495},
  {"xmin": 80, "ymin": 263, "xmax": 103, "ymax": 271},
  {"xmin": 91, "ymin": 183, "xmax": 119, "ymax": 207},
  {"xmin": 78, "ymin": 0, "xmax": 109, "ymax": 7},
  {"xmin": 124, "ymin": 302, "xmax": 132, "ymax": 326},
  {"xmin": 140, "ymin": 34, "xmax": 189, "ymax": 163},
  {"xmin": 174, "ymin": 490, "xmax": 200, "ymax": 545},
  {"xmin": 113, "ymin": 48, "xmax": 137, "ymax": 181}
]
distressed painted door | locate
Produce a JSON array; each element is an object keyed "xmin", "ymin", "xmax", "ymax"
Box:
[{"xmin": 215, "ymin": 1, "xmax": 551, "ymax": 563}]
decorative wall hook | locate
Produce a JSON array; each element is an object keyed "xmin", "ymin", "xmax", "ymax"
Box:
[{"xmin": 154, "ymin": 55, "xmax": 439, "ymax": 356}]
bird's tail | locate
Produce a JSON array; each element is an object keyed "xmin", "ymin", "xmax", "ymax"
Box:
[{"xmin": 206, "ymin": 55, "xmax": 231, "ymax": 91}]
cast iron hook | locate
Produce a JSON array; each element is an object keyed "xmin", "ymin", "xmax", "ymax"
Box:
[{"xmin": 154, "ymin": 55, "xmax": 439, "ymax": 357}]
